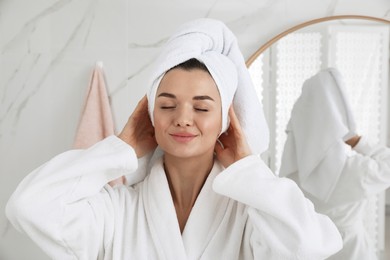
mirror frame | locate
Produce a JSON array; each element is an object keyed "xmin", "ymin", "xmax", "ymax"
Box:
[{"xmin": 246, "ymin": 15, "xmax": 390, "ymax": 67}]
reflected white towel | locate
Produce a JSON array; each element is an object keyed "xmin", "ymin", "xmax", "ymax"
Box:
[
  {"xmin": 147, "ymin": 18, "xmax": 269, "ymax": 155},
  {"xmin": 279, "ymin": 68, "xmax": 356, "ymax": 202},
  {"xmin": 73, "ymin": 64, "xmax": 114, "ymax": 149}
]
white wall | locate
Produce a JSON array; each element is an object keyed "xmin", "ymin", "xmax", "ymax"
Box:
[{"xmin": 1, "ymin": 0, "xmax": 389, "ymax": 259}]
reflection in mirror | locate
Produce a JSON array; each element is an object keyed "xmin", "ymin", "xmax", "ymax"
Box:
[{"xmin": 247, "ymin": 16, "xmax": 390, "ymax": 259}]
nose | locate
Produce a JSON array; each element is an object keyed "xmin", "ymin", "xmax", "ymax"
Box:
[{"xmin": 175, "ymin": 106, "xmax": 193, "ymax": 127}]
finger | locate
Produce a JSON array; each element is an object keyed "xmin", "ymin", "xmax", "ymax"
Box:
[
  {"xmin": 135, "ymin": 96, "xmax": 148, "ymax": 114},
  {"xmin": 214, "ymin": 140, "xmax": 222, "ymax": 151},
  {"xmin": 228, "ymin": 106, "xmax": 244, "ymax": 137},
  {"xmin": 140, "ymin": 95, "xmax": 149, "ymax": 110},
  {"xmin": 131, "ymin": 96, "xmax": 150, "ymax": 123},
  {"xmin": 214, "ymin": 139, "xmax": 225, "ymax": 155},
  {"xmin": 132, "ymin": 95, "xmax": 146, "ymax": 111},
  {"xmin": 217, "ymin": 131, "xmax": 230, "ymax": 147}
]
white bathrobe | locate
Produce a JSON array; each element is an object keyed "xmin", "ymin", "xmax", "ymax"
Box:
[
  {"xmin": 6, "ymin": 136, "xmax": 342, "ymax": 260},
  {"xmin": 287, "ymin": 136, "xmax": 390, "ymax": 260}
]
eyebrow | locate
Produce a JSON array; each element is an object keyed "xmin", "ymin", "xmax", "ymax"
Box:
[
  {"xmin": 158, "ymin": 92, "xmax": 176, "ymax": 99},
  {"xmin": 157, "ymin": 92, "xmax": 215, "ymax": 101}
]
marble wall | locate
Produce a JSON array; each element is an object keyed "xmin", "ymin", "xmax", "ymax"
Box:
[{"xmin": 1, "ymin": 0, "xmax": 389, "ymax": 259}]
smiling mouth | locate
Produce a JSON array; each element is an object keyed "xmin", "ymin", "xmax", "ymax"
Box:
[{"xmin": 170, "ymin": 133, "xmax": 197, "ymax": 143}]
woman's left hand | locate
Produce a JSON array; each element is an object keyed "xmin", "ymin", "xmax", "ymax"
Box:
[
  {"xmin": 214, "ymin": 106, "xmax": 252, "ymax": 168},
  {"xmin": 345, "ymin": 135, "xmax": 361, "ymax": 148}
]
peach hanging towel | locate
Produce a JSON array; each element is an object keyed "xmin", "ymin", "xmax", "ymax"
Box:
[{"xmin": 73, "ymin": 62, "xmax": 124, "ymax": 186}]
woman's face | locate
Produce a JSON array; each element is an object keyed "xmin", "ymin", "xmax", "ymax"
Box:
[{"xmin": 153, "ymin": 68, "xmax": 222, "ymax": 159}]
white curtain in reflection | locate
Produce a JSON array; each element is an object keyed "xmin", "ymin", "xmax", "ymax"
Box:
[
  {"xmin": 274, "ymin": 32, "xmax": 322, "ymax": 174},
  {"xmin": 329, "ymin": 25, "xmax": 388, "ymax": 143}
]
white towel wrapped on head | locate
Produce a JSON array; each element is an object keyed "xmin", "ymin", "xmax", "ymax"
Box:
[
  {"xmin": 279, "ymin": 68, "xmax": 357, "ymax": 202},
  {"xmin": 147, "ymin": 18, "xmax": 269, "ymax": 155}
]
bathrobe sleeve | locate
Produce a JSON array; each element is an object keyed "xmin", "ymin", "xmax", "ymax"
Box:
[
  {"xmin": 326, "ymin": 136, "xmax": 390, "ymax": 205},
  {"xmin": 213, "ymin": 155, "xmax": 343, "ymax": 260},
  {"xmin": 6, "ymin": 135, "xmax": 138, "ymax": 259}
]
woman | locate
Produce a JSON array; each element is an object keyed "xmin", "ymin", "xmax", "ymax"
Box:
[
  {"xmin": 280, "ymin": 68, "xmax": 390, "ymax": 260},
  {"xmin": 6, "ymin": 19, "xmax": 342, "ymax": 259}
]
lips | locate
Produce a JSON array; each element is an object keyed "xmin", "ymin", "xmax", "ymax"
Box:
[{"xmin": 170, "ymin": 132, "xmax": 197, "ymax": 143}]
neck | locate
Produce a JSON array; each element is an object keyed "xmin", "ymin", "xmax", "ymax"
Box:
[
  {"xmin": 163, "ymin": 152, "xmax": 214, "ymax": 232},
  {"xmin": 164, "ymin": 153, "xmax": 214, "ymax": 207}
]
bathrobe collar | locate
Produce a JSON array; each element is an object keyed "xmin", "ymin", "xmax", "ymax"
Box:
[{"xmin": 142, "ymin": 157, "xmax": 229, "ymax": 259}]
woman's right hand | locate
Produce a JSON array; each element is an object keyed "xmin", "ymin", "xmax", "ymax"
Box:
[{"xmin": 118, "ymin": 96, "xmax": 158, "ymax": 158}]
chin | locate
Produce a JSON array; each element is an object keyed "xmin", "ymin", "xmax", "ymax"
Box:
[
  {"xmin": 157, "ymin": 137, "xmax": 216, "ymax": 158},
  {"xmin": 164, "ymin": 146, "xmax": 213, "ymax": 160}
]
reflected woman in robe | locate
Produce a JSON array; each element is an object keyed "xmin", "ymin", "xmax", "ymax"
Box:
[
  {"xmin": 280, "ymin": 68, "xmax": 390, "ymax": 260},
  {"xmin": 6, "ymin": 19, "xmax": 342, "ymax": 259}
]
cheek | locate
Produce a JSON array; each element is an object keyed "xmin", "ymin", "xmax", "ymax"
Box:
[
  {"xmin": 200, "ymin": 116, "xmax": 222, "ymax": 137},
  {"xmin": 153, "ymin": 110, "xmax": 165, "ymax": 130},
  {"xmin": 153, "ymin": 114, "xmax": 171, "ymax": 145}
]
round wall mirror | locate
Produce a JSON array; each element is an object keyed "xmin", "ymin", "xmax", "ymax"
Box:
[{"xmin": 246, "ymin": 15, "xmax": 390, "ymax": 258}]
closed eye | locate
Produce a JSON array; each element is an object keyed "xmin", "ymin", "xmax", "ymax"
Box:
[
  {"xmin": 195, "ymin": 108, "xmax": 209, "ymax": 112},
  {"xmin": 160, "ymin": 106, "xmax": 176, "ymax": 109}
]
